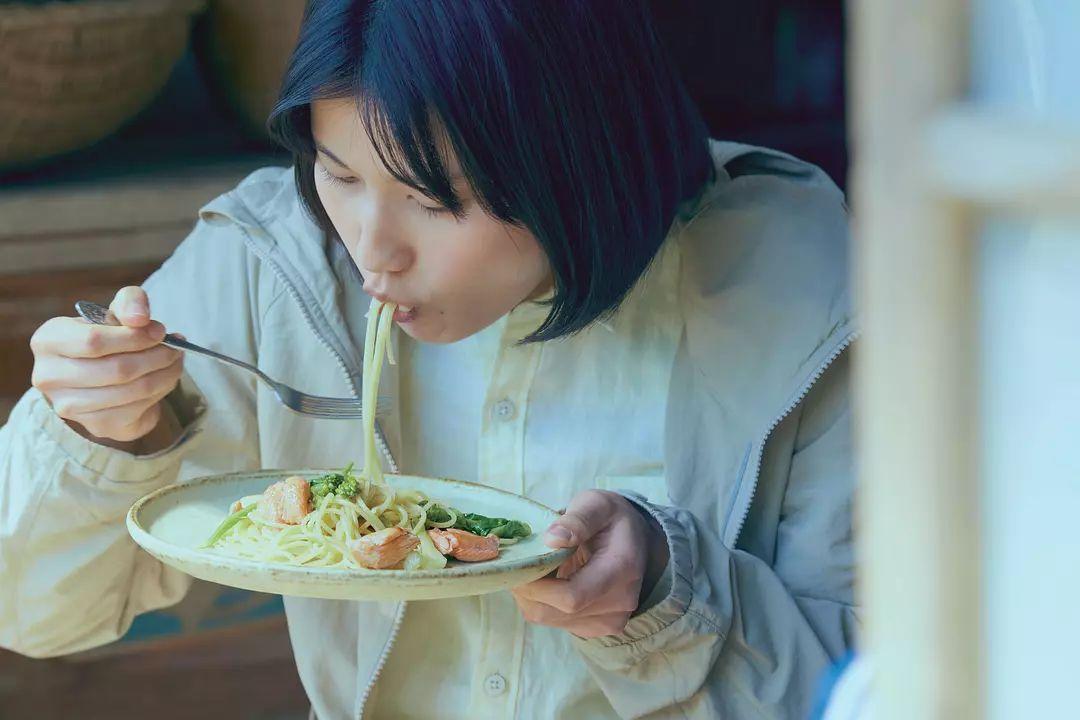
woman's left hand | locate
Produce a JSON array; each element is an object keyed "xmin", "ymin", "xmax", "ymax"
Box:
[{"xmin": 511, "ymin": 489, "xmax": 669, "ymax": 638}]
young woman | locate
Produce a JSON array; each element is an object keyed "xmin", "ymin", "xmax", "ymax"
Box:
[{"xmin": 0, "ymin": 1, "xmax": 857, "ymax": 718}]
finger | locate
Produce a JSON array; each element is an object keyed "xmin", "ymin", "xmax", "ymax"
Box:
[
  {"xmin": 513, "ymin": 557, "xmax": 641, "ymax": 615},
  {"xmin": 543, "ymin": 490, "xmax": 618, "ymax": 549},
  {"xmin": 31, "ymin": 317, "xmax": 165, "ymax": 359},
  {"xmin": 73, "ymin": 401, "xmax": 163, "ymax": 444},
  {"xmin": 515, "ymin": 535, "xmax": 644, "ymax": 614},
  {"xmin": 514, "ymin": 571, "xmax": 640, "ymax": 616},
  {"xmin": 567, "ymin": 613, "xmax": 633, "ymax": 639},
  {"xmin": 51, "ymin": 361, "xmax": 182, "ymax": 416},
  {"xmin": 514, "ymin": 596, "xmax": 631, "ymax": 636},
  {"xmin": 109, "ymin": 286, "xmax": 152, "ymax": 328},
  {"xmin": 556, "ymin": 545, "xmax": 591, "ymax": 580},
  {"xmin": 33, "ymin": 345, "xmax": 181, "ymax": 391}
]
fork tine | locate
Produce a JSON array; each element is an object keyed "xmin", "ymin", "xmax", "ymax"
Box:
[
  {"xmin": 296, "ymin": 395, "xmax": 390, "ymax": 411},
  {"xmin": 292, "ymin": 395, "xmax": 391, "ymax": 419}
]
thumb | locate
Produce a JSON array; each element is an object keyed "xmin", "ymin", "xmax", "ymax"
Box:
[
  {"xmin": 543, "ymin": 490, "xmax": 616, "ymax": 549},
  {"xmin": 108, "ymin": 286, "xmax": 152, "ymax": 328}
]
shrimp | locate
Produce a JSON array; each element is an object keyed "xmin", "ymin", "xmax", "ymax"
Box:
[
  {"xmin": 350, "ymin": 526, "xmax": 420, "ymax": 569},
  {"xmin": 256, "ymin": 475, "xmax": 312, "ymax": 525},
  {"xmin": 427, "ymin": 528, "xmax": 500, "ymax": 562}
]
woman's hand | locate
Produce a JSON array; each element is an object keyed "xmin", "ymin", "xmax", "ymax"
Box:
[
  {"xmin": 511, "ymin": 489, "xmax": 669, "ymax": 638},
  {"xmin": 29, "ymin": 286, "xmax": 184, "ymax": 453}
]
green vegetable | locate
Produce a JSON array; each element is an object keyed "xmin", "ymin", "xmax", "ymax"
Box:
[
  {"xmin": 310, "ymin": 462, "xmax": 361, "ymax": 500},
  {"xmin": 203, "ymin": 503, "xmax": 257, "ymax": 548},
  {"xmin": 460, "ymin": 514, "xmax": 532, "ymax": 539},
  {"xmin": 425, "ymin": 504, "xmax": 454, "ymax": 525},
  {"xmin": 483, "ymin": 519, "xmax": 533, "ymax": 539},
  {"xmin": 425, "ymin": 504, "xmax": 532, "ymax": 539}
]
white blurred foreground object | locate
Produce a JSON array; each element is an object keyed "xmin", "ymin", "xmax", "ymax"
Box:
[{"xmin": 851, "ymin": 0, "xmax": 1079, "ymax": 719}]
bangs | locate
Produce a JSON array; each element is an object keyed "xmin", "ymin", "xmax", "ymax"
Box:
[
  {"xmin": 355, "ymin": 1, "xmax": 515, "ymax": 222},
  {"xmin": 356, "ymin": 89, "xmax": 466, "ymax": 217}
]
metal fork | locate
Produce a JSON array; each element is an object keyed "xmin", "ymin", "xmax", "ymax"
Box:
[{"xmin": 75, "ymin": 300, "xmax": 387, "ymax": 420}]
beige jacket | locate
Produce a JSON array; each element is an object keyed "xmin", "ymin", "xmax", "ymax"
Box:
[{"xmin": 0, "ymin": 141, "xmax": 857, "ymax": 719}]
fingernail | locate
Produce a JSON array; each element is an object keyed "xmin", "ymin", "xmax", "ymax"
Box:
[
  {"xmin": 124, "ymin": 300, "xmax": 148, "ymax": 318},
  {"xmin": 545, "ymin": 526, "xmax": 572, "ymax": 544}
]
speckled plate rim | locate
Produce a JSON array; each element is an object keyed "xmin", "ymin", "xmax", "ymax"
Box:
[{"xmin": 127, "ymin": 469, "xmax": 572, "ymax": 590}]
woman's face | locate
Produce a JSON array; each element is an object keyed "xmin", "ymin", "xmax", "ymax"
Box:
[{"xmin": 311, "ymin": 99, "xmax": 551, "ymax": 344}]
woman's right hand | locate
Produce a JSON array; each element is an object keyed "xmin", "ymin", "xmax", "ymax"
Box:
[{"xmin": 29, "ymin": 286, "xmax": 184, "ymax": 451}]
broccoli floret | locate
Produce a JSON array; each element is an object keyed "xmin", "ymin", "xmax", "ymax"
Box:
[
  {"xmin": 336, "ymin": 475, "xmax": 360, "ymax": 498},
  {"xmin": 310, "ymin": 463, "xmax": 360, "ymax": 500}
]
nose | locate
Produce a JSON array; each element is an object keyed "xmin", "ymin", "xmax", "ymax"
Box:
[{"xmin": 349, "ymin": 205, "xmax": 413, "ymax": 277}]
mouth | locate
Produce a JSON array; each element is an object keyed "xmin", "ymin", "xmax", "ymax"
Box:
[
  {"xmin": 393, "ymin": 305, "xmax": 418, "ymax": 323},
  {"xmin": 366, "ymin": 290, "xmax": 419, "ymax": 323}
]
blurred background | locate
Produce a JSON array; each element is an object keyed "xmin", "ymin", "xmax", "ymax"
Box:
[{"xmin": 1, "ymin": 1, "xmax": 1076, "ymax": 719}]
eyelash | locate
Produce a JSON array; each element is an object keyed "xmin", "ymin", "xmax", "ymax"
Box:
[
  {"xmin": 318, "ymin": 165, "xmax": 358, "ymax": 187},
  {"xmin": 318, "ymin": 164, "xmax": 456, "ymax": 218},
  {"xmin": 418, "ymin": 203, "xmax": 453, "ymax": 218}
]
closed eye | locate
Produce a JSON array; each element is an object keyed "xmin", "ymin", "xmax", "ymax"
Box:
[
  {"xmin": 417, "ymin": 201, "xmax": 454, "ymax": 217},
  {"xmin": 318, "ymin": 164, "xmax": 359, "ymax": 186}
]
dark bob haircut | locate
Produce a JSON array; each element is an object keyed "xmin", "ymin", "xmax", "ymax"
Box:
[{"xmin": 269, "ymin": 0, "xmax": 712, "ymax": 342}]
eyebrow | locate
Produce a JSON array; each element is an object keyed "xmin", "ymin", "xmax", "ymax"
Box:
[
  {"xmin": 315, "ymin": 142, "xmax": 353, "ymax": 172},
  {"xmin": 316, "ymin": 140, "xmax": 467, "ymax": 186}
]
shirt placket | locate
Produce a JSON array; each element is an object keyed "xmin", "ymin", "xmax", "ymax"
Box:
[{"xmin": 469, "ymin": 305, "xmax": 545, "ymax": 718}]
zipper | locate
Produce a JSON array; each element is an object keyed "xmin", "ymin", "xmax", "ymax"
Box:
[
  {"xmin": 237, "ymin": 226, "xmax": 400, "ymax": 473},
  {"xmin": 354, "ymin": 600, "xmax": 407, "ymax": 719},
  {"xmin": 236, "ymin": 224, "xmax": 405, "ymax": 719},
  {"xmin": 727, "ymin": 330, "xmax": 859, "ymax": 545}
]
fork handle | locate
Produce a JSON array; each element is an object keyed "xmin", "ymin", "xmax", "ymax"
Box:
[{"xmin": 74, "ymin": 301, "xmax": 271, "ymax": 383}]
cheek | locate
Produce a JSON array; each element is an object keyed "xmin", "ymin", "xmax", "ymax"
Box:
[
  {"xmin": 437, "ymin": 224, "xmax": 546, "ymax": 298},
  {"xmin": 407, "ymin": 222, "xmax": 547, "ymax": 342},
  {"xmin": 312, "ymin": 174, "xmax": 352, "ymax": 239},
  {"xmin": 313, "ymin": 178, "xmax": 338, "ymax": 223},
  {"xmin": 474, "ymin": 224, "xmax": 547, "ymax": 284}
]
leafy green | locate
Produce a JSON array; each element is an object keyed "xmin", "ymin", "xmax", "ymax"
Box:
[
  {"xmin": 425, "ymin": 504, "xmax": 532, "ymax": 539},
  {"xmin": 310, "ymin": 462, "xmax": 360, "ymax": 500},
  {"xmin": 203, "ymin": 503, "xmax": 257, "ymax": 548},
  {"xmin": 479, "ymin": 518, "xmax": 533, "ymax": 539},
  {"xmin": 425, "ymin": 504, "xmax": 454, "ymax": 525}
]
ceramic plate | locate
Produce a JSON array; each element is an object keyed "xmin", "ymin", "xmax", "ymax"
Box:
[{"xmin": 127, "ymin": 470, "xmax": 570, "ymax": 601}]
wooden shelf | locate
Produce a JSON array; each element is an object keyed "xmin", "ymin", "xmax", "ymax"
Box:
[
  {"xmin": 0, "ymin": 156, "xmax": 285, "ymax": 275},
  {"xmin": 0, "ymin": 617, "xmax": 309, "ymax": 720}
]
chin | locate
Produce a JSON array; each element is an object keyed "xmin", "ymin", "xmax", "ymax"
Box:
[{"xmin": 397, "ymin": 317, "xmax": 461, "ymax": 344}]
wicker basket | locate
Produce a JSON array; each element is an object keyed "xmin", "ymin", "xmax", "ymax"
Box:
[
  {"xmin": 0, "ymin": 0, "xmax": 207, "ymax": 169},
  {"xmin": 195, "ymin": 0, "xmax": 307, "ymax": 140}
]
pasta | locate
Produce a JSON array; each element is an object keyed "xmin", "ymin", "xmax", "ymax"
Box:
[{"xmin": 204, "ymin": 300, "xmax": 530, "ymax": 570}]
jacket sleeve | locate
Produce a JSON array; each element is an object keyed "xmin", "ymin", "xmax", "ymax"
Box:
[
  {"xmin": 0, "ymin": 212, "xmax": 276, "ymax": 658},
  {"xmin": 573, "ymin": 353, "xmax": 857, "ymax": 719}
]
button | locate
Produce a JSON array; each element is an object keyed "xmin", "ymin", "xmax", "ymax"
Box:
[
  {"xmin": 492, "ymin": 398, "xmax": 516, "ymax": 421},
  {"xmin": 483, "ymin": 672, "xmax": 507, "ymax": 696}
]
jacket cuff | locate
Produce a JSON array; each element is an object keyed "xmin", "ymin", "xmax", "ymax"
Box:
[
  {"xmin": 28, "ymin": 375, "xmax": 207, "ymax": 487},
  {"xmin": 580, "ymin": 494, "xmax": 695, "ymax": 649}
]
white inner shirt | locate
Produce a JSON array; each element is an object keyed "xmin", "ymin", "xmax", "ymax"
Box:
[{"xmin": 368, "ymin": 240, "xmax": 681, "ymax": 719}]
